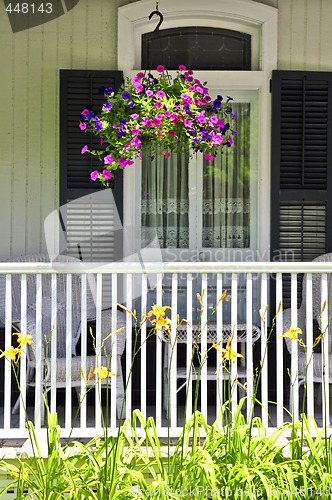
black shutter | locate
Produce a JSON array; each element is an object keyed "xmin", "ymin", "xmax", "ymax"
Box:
[
  {"xmin": 59, "ymin": 70, "xmax": 124, "ymax": 262},
  {"xmin": 271, "ymin": 70, "xmax": 332, "ymax": 307}
]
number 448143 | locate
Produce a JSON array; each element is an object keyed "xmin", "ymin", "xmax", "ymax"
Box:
[{"xmin": 5, "ymin": 3, "xmax": 53, "ymax": 14}]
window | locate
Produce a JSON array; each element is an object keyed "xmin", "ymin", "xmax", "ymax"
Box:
[{"xmin": 119, "ymin": 0, "xmax": 277, "ymax": 262}]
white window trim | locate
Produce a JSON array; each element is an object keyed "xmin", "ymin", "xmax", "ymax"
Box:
[{"xmin": 118, "ymin": 0, "xmax": 278, "ymax": 261}]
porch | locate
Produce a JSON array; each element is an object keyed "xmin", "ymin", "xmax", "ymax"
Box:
[{"xmin": 0, "ymin": 260, "xmax": 331, "ymax": 440}]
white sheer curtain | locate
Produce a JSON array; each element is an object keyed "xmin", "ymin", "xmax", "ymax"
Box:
[
  {"xmin": 202, "ymin": 103, "xmax": 250, "ymax": 248},
  {"xmin": 141, "ymin": 102, "xmax": 250, "ymax": 249},
  {"xmin": 141, "ymin": 154, "xmax": 189, "ymax": 248}
]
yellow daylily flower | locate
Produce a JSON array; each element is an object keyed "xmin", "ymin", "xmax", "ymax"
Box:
[
  {"xmin": 280, "ymin": 326, "xmax": 303, "ymax": 341},
  {"xmin": 148, "ymin": 304, "xmax": 170, "ymax": 318},
  {"xmin": 147, "ymin": 304, "xmax": 172, "ymax": 331},
  {"xmin": 0, "ymin": 346, "xmax": 23, "ymax": 364},
  {"xmin": 222, "ymin": 337, "xmax": 243, "ymax": 363},
  {"xmin": 94, "ymin": 366, "xmax": 115, "ymax": 380},
  {"xmin": 14, "ymin": 332, "xmax": 33, "ymax": 346}
]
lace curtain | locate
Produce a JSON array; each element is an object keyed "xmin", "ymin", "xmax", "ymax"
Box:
[
  {"xmin": 141, "ymin": 103, "xmax": 250, "ymax": 249},
  {"xmin": 202, "ymin": 103, "xmax": 250, "ymax": 248},
  {"xmin": 141, "ymin": 154, "xmax": 190, "ymax": 248}
]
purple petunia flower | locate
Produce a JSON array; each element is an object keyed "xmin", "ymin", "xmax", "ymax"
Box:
[
  {"xmin": 90, "ymin": 170, "xmax": 99, "ymax": 181},
  {"xmin": 128, "ymin": 101, "xmax": 135, "ymax": 108},
  {"xmin": 102, "ymin": 169, "xmax": 112, "ymax": 180},
  {"xmin": 103, "ymin": 102, "xmax": 112, "ymax": 111},
  {"xmin": 81, "ymin": 145, "xmax": 88, "ymax": 154},
  {"xmin": 213, "ymin": 99, "xmax": 222, "ymax": 109},
  {"xmin": 105, "ymin": 87, "xmax": 114, "ymax": 95},
  {"xmin": 122, "ymin": 91, "xmax": 131, "ymax": 100},
  {"xmin": 94, "ymin": 117, "xmax": 103, "ymax": 131},
  {"xmin": 104, "ymin": 154, "xmax": 114, "ymax": 164},
  {"xmin": 118, "ymin": 128, "xmax": 126, "ymax": 137}
]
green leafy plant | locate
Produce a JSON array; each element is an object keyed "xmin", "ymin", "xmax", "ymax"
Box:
[{"xmin": 2, "ymin": 302, "xmax": 332, "ymax": 499}]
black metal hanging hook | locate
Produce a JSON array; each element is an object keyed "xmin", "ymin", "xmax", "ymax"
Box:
[{"xmin": 149, "ymin": 9, "xmax": 163, "ymax": 31}]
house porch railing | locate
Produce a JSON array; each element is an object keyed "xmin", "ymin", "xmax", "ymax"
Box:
[{"xmin": 0, "ymin": 260, "xmax": 332, "ymax": 439}]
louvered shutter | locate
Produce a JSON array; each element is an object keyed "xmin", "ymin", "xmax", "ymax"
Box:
[
  {"xmin": 271, "ymin": 70, "xmax": 332, "ymax": 307},
  {"xmin": 60, "ymin": 70, "xmax": 124, "ymax": 263}
]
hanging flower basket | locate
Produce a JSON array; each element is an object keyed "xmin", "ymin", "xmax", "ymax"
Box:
[{"xmin": 80, "ymin": 65, "xmax": 236, "ymax": 186}]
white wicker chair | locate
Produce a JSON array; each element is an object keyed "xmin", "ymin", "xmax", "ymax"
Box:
[
  {"xmin": 0, "ymin": 254, "xmax": 126, "ymax": 421},
  {"xmin": 283, "ymin": 252, "xmax": 332, "ymax": 401}
]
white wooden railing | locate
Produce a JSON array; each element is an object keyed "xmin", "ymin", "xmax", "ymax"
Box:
[{"xmin": 0, "ymin": 260, "xmax": 332, "ymax": 439}]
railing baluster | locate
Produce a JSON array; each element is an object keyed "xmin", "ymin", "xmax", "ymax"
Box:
[
  {"xmin": 125, "ymin": 274, "xmax": 133, "ymax": 419},
  {"xmin": 4, "ymin": 275, "xmax": 12, "ymax": 430},
  {"xmin": 140, "ymin": 274, "xmax": 147, "ymax": 418},
  {"xmin": 110, "ymin": 273, "xmax": 118, "ymax": 428},
  {"xmin": 170, "ymin": 273, "xmax": 178, "ymax": 428},
  {"xmin": 19, "ymin": 274, "xmax": 27, "ymax": 428},
  {"xmin": 155, "ymin": 273, "xmax": 163, "ymax": 429},
  {"xmin": 230, "ymin": 273, "xmax": 238, "ymax": 416},
  {"xmin": 260, "ymin": 273, "xmax": 268, "ymax": 428},
  {"xmin": 94, "ymin": 274, "xmax": 103, "ymax": 429},
  {"xmin": 35, "ymin": 274, "xmax": 43, "ymax": 429},
  {"xmin": 321, "ymin": 273, "xmax": 329, "ymax": 427},
  {"xmin": 290, "ymin": 272, "xmax": 299, "ymax": 420},
  {"xmin": 185, "ymin": 273, "xmax": 193, "ymax": 421},
  {"xmin": 246, "ymin": 272, "xmax": 253, "ymax": 421},
  {"xmin": 216, "ymin": 273, "xmax": 223, "ymax": 414},
  {"xmin": 276, "ymin": 272, "xmax": 284, "ymax": 427},
  {"xmin": 50, "ymin": 273, "xmax": 57, "ymax": 416},
  {"xmin": 80, "ymin": 273, "xmax": 87, "ymax": 430},
  {"xmin": 65, "ymin": 274, "xmax": 72, "ymax": 430},
  {"xmin": 200, "ymin": 273, "xmax": 208, "ymax": 419},
  {"xmin": 305, "ymin": 273, "xmax": 314, "ymax": 419}
]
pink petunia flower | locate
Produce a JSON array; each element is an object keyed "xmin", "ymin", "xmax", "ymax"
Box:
[
  {"xmin": 156, "ymin": 65, "xmax": 165, "ymax": 73},
  {"xmin": 146, "ymin": 89, "xmax": 154, "ymax": 97},
  {"xmin": 81, "ymin": 145, "xmax": 88, "ymax": 154},
  {"xmin": 155, "ymin": 101, "xmax": 162, "ymax": 109},
  {"xmin": 178, "ymin": 64, "xmax": 187, "ymax": 71},
  {"xmin": 162, "ymin": 149, "xmax": 171, "ymax": 158},
  {"xmin": 130, "ymin": 113, "xmax": 139, "ymax": 120},
  {"xmin": 102, "ymin": 169, "xmax": 112, "ymax": 180},
  {"xmin": 156, "ymin": 90, "xmax": 166, "ymax": 98},
  {"xmin": 131, "ymin": 127, "xmax": 141, "ymax": 135},
  {"xmin": 79, "ymin": 122, "xmax": 87, "ymax": 130},
  {"xmin": 204, "ymin": 153, "xmax": 215, "ymax": 161},
  {"xmin": 131, "ymin": 137, "xmax": 142, "ymax": 147},
  {"xmin": 81, "ymin": 109, "xmax": 90, "ymax": 116},
  {"xmin": 134, "ymin": 83, "xmax": 144, "ymax": 92},
  {"xmin": 169, "ymin": 130, "xmax": 176, "ymax": 137},
  {"xmin": 90, "ymin": 170, "xmax": 99, "ymax": 181},
  {"xmin": 100, "ymin": 138, "xmax": 105, "ymax": 145},
  {"xmin": 104, "ymin": 154, "xmax": 114, "ymax": 164}
]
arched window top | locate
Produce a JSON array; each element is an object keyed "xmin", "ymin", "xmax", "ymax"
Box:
[
  {"xmin": 118, "ymin": 0, "xmax": 277, "ymax": 72},
  {"xmin": 142, "ymin": 27, "xmax": 251, "ymax": 71}
]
